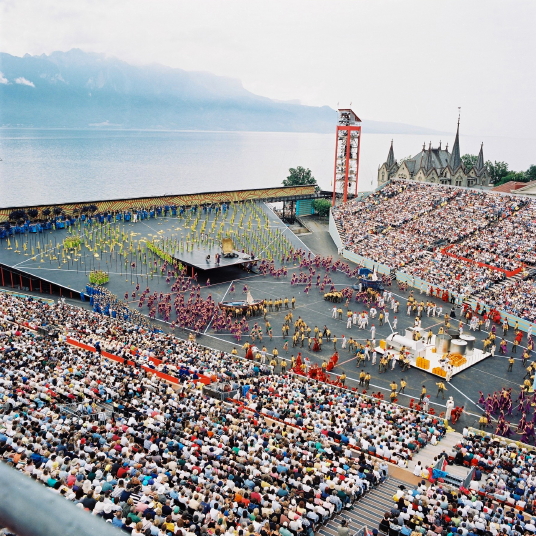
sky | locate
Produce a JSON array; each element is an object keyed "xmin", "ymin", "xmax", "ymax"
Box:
[{"xmin": 1, "ymin": 0, "xmax": 535, "ymax": 139}]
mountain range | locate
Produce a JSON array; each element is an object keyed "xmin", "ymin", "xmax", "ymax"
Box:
[{"xmin": 0, "ymin": 49, "xmax": 443, "ymax": 134}]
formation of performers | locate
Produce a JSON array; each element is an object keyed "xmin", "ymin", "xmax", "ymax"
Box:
[{"xmin": 478, "ymin": 388, "xmax": 536, "ymax": 443}]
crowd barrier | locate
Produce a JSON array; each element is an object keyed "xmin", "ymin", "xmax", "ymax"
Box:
[
  {"xmin": 342, "ymin": 250, "xmax": 391, "ymax": 275},
  {"xmin": 0, "ymin": 288, "xmax": 55, "ymax": 305},
  {"xmin": 65, "ymin": 337, "xmax": 211, "ymax": 386},
  {"xmin": 440, "ymin": 245, "xmax": 523, "ymax": 278},
  {"xmin": 329, "ymin": 210, "xmax": 344, "ymax": 250},
  {"xmin": 394, "ymin": 271, "xmax": 463, "ymax": 303},
  {"xmin": 0, "ymin": 463, "xmax": 120, "ymax": 536}
]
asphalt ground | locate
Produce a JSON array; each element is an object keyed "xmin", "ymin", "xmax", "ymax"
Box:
[{"xmin": 1, "ymin": 206, "xmax": 532, "ymax": 434}]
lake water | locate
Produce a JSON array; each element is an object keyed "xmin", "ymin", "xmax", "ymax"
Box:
[{"xmin": 0, "ymin": 128, "xmax": 534, "ymax": 208}]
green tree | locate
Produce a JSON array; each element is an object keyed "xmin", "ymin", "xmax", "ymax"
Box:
[
  {"xmin": 486, "ymin": 160, "xmax": 509, "ymax": 184},
  {"xmin": 461, "ymin": 154, "xmax": 478, "ymax": 170},
  {"xmin": 283, "ymin": 166, "xmax": 318, "ymax": 190},
  {"xmin": 312, "ymin": 198, "xmax": 331, "ymax": 217},
  {"xmin": 525, "ymin": 164, "xmax": 536, "ymax": 181}
]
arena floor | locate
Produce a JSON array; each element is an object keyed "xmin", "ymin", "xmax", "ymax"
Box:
[{"xmin": 1, "ymin": 204, "xmax": 528, "ymax": 432}]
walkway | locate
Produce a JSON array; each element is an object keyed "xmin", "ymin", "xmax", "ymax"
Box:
[
  {"xmin": 409, "ymin": 430, "xmax": 468, "ymax": 479},
  {"xmin": 318, "ymin": 477, "xmax": 409, "ymax": 536}
]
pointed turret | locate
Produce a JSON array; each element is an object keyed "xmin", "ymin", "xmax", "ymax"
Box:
[
  {"xmin": 449, "ymin": 115, "xmax": 462, "ymax": 169},
  {"xmin": 386, "ymin": 140, "xmax": 395, "ymax": 168},
  {"xmin": 419, "ymin": 143, "xmax": 426, "ymax": 168},
  {"xmin": 475, "ymin": 142, "xmax": 485, "ymax": 172},
  {"xmin": 424, "ymin": 142, "xmax": 433, "ymax": 171}
]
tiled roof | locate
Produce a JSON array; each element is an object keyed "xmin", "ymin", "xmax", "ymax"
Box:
[{"xmin": 491, "ymin": 181, "xmax": 533, "ymax": 193}]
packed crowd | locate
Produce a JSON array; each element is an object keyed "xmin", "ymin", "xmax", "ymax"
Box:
[
  {"xmin": 0, "ymin": 292, "xmax": 268, "ymax": 385},
  {"xmin": 453, "ymin": 433, "xmax": 536, "ymax": 510},
  {"xmin": 332, "ymin": 182, "xmax": 456, "ymax": 247},
  {"xmin": 448, "ymin": 200, "xmax": 536, "ymax": 270},
  {"xmin": 480, "ymin": 279, "xmax": 536, "ymax": 324},
  {"xmin": 346, "ymin": 189, "xmax": 515, "ymax": 269},
  {"xmin": 0, "ymin": 292, "xmax": 448, "ymax": 536},
  {"xmin": 333, "ymin": 180, "xmax": 536, "ymax": 323},
  {"xmin": 401, "ymin": 254, "xmax": 506, "ymax": 297},
  {"xmin": 239, "ymin": 375, "xmax": 446, "ymax": 469},
  {"xmin": 383, "ymin": 431, "xmax": 536, "ymax": 536}
]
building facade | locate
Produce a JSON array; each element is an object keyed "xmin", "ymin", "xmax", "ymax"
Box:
[{"xmin": 378, "ymin": 120, "xmax": 490, "ymax": 188}]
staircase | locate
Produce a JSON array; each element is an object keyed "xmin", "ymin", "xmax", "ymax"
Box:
[
  {"xmin": 408, "ymin": 431, "xmax": 470, "ymax": 488},
  {"xmin": 318, "ymin": 477, "xmax": 407, "ymax": 536}
]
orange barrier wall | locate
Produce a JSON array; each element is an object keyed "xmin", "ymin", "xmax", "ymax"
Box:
[
  {"xmin": 65, "ymin": 337, "xmax": 211, "ymax": 385},
  {"xmin": 440, "ymin": 245, "xmax": 523, "ymax": 277}
]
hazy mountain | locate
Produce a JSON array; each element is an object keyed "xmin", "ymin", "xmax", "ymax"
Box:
[{"xmin": 0, "ymin": 49, "xmax": 444, "ymax": 134}]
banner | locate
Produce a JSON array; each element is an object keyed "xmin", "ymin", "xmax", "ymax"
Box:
[{"xmin": 440, "ymin": 245, "xmax": 523, "ymax": 277}]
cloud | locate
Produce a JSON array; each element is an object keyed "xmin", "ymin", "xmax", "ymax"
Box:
[
  {"xmin": 0, "ymin": 72, "xmax": 8, "ymax": 84},
  {"xmin": 14, "ymin": 77, "xmax": 35, "ymax": 87}
]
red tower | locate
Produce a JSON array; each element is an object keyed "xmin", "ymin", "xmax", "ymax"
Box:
[{"xmin": 332, "ymin": 109, "xmax": 362, "ymax": 205}]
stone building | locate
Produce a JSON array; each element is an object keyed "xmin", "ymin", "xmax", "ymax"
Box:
[{"xmin": 378, "ymin": 120, "xmax": 490, "ymax": 188}]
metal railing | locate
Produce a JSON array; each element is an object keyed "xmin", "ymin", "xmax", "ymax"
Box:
[
  {"xmin": 461, "ymin": 467, "xmax": 476, "ymax": 489},
  {"xmin": 0, "ymin": 462, "xmax": 121, "ymax": 536},
  {"xmin": 202, "ymin": 383, "xmax": 240, "ymax": 401}
]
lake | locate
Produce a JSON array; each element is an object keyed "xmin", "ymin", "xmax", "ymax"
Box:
[{"xmin": 0, "ymin": 128, "xmax": 534, "ymax": 207}]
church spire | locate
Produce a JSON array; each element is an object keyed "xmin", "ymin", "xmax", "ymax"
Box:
[
  {"xmin": 449, "ymin": 112, "xmax": 461, "ymax": 169},
  {"xmin": 475, "ymin": 142, "xmax": 485, "ymax": 172},
  {"xmin": 424, "ymin": 142, "xmax": 433, "ymax": 171},
  {"xmin": 386, "ymin": 139, "xmax": 395, "ymax": 168}
]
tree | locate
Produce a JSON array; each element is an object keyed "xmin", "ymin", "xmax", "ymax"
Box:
[
  {"xmin": 525, "ymin": 164, "xmax": 536, "ymax": 182},
  {"xmin": 283, "ymin": 167, "xmax": 318, "ymax": 190},
  {"xmin": 486, "ymin": 160, "xmax": 509, "ymax": 184},
  {"xmin": 461, "ymin": 154, "xmax": 478, "ymax": 170},
  {"xmin": 312, "ymin": 198, "xmax": 331, "ymax": 217}
]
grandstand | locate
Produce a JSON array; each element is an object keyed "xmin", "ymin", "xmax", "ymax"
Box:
[
  {"xmin": 332, "ymin": 179, "xmax": 536, "ymax": 326},
  {"xmin": 389, "ymin": 430, "xmax": 536, "ymax": 532}
]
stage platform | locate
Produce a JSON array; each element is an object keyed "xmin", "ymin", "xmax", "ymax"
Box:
[
  {"xmin": 172, "ymin": 246, "xmax": 256, "ymax": 271},
  {"xmin": 376, "ymin": 333, "xmax": 491, "ymax": 378}
]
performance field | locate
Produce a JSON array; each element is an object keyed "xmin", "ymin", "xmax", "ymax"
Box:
[{"xmin": 1, "ymin": 189, "xmax": 535, "ymax": 437}]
